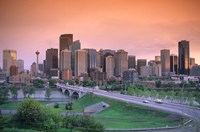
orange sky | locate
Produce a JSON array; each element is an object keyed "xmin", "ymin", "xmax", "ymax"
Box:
[{"xmin": 0, "ymin": 0, "xmax": 200, "ymax": 69}]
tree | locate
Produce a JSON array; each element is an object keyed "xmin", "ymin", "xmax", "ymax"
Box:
[
  {"xmin": 9, "ymin": 85, "xmax": 18, "ymax": 99},
  {"xmin": 33, "ymin": 79, "xmax": 44, "ymax": 88},
  {"xmin": 49, "ymin": 79, "xmax": 56, "ymax": 88},
  {"xmin": 45, "ymin": 88, "xmax": 51, "ymax": 99},
  {"xmin": 22, "ymin": 86, "xmax": 35, "ymax": 98},
  {"xmin": 155, "ymin": 80, "xmax": 161, "ymax": 88},
  {"xmin": 0, "ymin": 87, "xmax": 9, "ymax": 105},
  {"xmin": 14, "ymin": 98, "xmax": 61, "ymax": 131}
]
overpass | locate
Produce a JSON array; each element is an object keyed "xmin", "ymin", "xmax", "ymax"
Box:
[{"xmin": 56, "ymin": 83, "xmax": 200, "ymax": 122}]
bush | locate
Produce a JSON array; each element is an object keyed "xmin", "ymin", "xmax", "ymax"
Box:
[
  {"xmin": 14, "ymin": 99, "xmax": 61, "ymax": 131},
  {"xmin": 54, "ymin": 103, "xmax": 59, "ymax": 108},
  {"xmin": 155, "ymin": 80, "xmax": 161, "ymax": 88},
  {"xmin": 64, "ymin": 115, "xmax": 104, "ymax": 132}
]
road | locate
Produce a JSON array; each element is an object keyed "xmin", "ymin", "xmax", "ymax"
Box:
[{"xmin": 57, "ymin": 84, "xmax": 200, "ymax": 122}]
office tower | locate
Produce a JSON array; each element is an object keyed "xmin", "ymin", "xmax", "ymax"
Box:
[
  {"xmin": 148, "ymin": 60, "xmax": 156, "ymax": 66},
  {"xmin": 74, "ymin": 50, "xmax": 87, "ymax": 77},
  {"xmin": 161, "ymin": 49, "xmax": 170, "ymax": 76},
  {"xmin": 45, "ymin": 48, "xmax": 58, "ymax": 78},
  {"xmin": 31, "ymin": 62, "xmax": 37, "ymax": 77},
  {"xmin": 137, "ymin": 59, "xmax": 146, "ymax": 75},
  {"xmin": 140, "ymin": 66, "xmax": 153, "ymax": 76},
  {"xmin": 60, "ymin": 49, "xmax": 71, "ymax": 71},
  {"xmin": 17, "ymin": 59, "xmax": 24, "ymax": 73},
  {"xmin": 3, "ymin": 49, "xmax": 17, "ymax": 76},
  {"xmin": 59, "ymin": 34, "xmax": 73, "ymax": 70},
  {"xmin": 10, "ymin": 65, "xmax": 18, "ymax": 76},
  {"xmin": 155, "ymin": 56, "xmax": 161, "ymax": 63},
  {"xmin": 190, "ymin": 65, "xmax": 200, "ymax": 76},
  {"xmin": 69, "ymin": 40, "xmax": 81, "ymax": 75},
  {"xmin": 35, "ymin": 50, "xmax": 40, "ymax": 76},
  {"xmin": 84, "ymin": 49, "xmax": 96, "ymax": 75},
  {"xmin": 178, "ymin": 40, "xmax": 190, "ymax": 75},
  {"xmin": 38, "ymin": 64, "xmax": 44, "ymax": 73},
  {"xmin": 105, "ymin": 55, "xmax": 115, "ymax": 78},
  {"xmin": 99, "ymin": 49, "xmax": 115, "ymax": 72},
  {"xmin": 123, "ymin": 69, "xmax": 138, "ymax": 82},
  {"xmin": 114, "ymin": 49, "xmax": 128, "ymax": 77},
  {"xmin": 170, "ymin": 54, "xmax": 178, "ymax": 74},
  {"xmin": 190, "ymin": 58, "xmax": 195, "ymax": 69},
  {"xmin": 96, "ymin": 51, "xmax": 101, "ymax": 69},
  {"xmin": 128, "ymin": 55, "xmax": 136, "ymax": 69}
]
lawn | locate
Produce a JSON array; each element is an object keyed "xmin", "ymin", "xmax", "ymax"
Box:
[
  {"xmin": 51, "ymin": 94, "xmax": 183, "ymax": 129},
  {"xmin": 1, "ymin": 94, "xmax": 184, "ymax": 129}
]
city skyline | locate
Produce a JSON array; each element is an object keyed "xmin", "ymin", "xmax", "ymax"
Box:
[{"xmin": 0, "ymin": 0, "xmax": 200, "ymax": 69}]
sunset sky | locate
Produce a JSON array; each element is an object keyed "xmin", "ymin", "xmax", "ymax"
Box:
[{"xmin": 0, "ymin": 0, "xmax": 200, "ymax": 69}]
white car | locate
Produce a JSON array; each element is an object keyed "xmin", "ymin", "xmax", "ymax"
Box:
[
  {"xmin": 143, "ymin": 100, "xmax": 149, "ymax": 103},
  {"xmin": 155, "ymin": 99, "xmax": 163, "ymax": 104}
]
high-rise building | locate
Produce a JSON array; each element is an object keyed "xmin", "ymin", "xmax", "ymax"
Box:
[
  {"xmin": 178, "ymin": 40, "xmax": 190, "ymax": 75},
  {"xmin": 137, "ymin": 59, "xmax": 146, "ymax": 75},
  {"xmin": 96, "ymin": 51, "xmax": 101, "ymax": 69},
  {"xmin": 155, "ymin": 56, "xmax": 161, "ymax": 64},
  {"xmin": 128, "ymin": 55, "xmax": 136, "ymax": 69},
  {"xmin": 105, "ymin": 55, "xmax": 115, "ymax": 78},
  {"xmin": 170, "ymin": 54, "xmax": 178, "ymax": 74},
  {"xmin": 31, "ymin": 62, "xmax": 37, "ymax": 77},
  {"xmin": 38, "ymin": 64, "xmax": 44, "ymax": 73},
  {"xmin": 99, "ymin": 49, "xmax": 115, "ymax": 72},
  {"xmin": 60, "ymin": 49, "xmax": 71, "ymax": 71},
  {"xmin": 114, "ymin": 49, "xmax": 128, "ymax": 77},
  {"xmin": 69, "ymin": 40, "xmax": 81, "ymax": 75},
  {"xmin": 10, "ymin": 65, "xmax": 18, "ymax": 76},
  {"xmin": 84, "ymin": 49, "xmax": 96, "ymax": 75},
  {"xmin": 75, "ymin": 50, "xmax": 88, "ymax": 77},
  {"xmin": 17, "ymin": 59, "xmax": 24, "ymax": 73},
  {"xmin": 45, "ymin": 48, "xmax": 58, "ymax": 78},
  {"xmin": 190, "ymin": 58, "xmax": 195, "ymax": 69},
  {"xmin": 59, "ymin": 34, "xmax": 73, "ymax": 70},
  {"xmin": 3, "ymin": 49, "xmax": 17, "ymax": 76},
  {"xmin": 123, "ymin": 69, "xmax": 138, "ymax": 82},
  {"xmin": 161, "ymin": 49, "xmax": 170, "ymax": 76}
]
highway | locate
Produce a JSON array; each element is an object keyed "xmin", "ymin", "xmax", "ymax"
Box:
[{"xmin": 57, "ymin": 84, "xmax": 200, "ymax": 122}]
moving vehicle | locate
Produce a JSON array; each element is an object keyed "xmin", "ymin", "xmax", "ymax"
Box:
[
  {"xmin": 155, "ymin": 99, "xmax": 163, "ymax": 104},
  {"xmin": 143, "ymin": 100, "xmax": 149, "ymax": 103}
]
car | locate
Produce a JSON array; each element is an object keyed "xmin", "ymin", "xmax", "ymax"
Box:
[
  {"xmin": 155, "ymin": 99, "xmax": 163, "ymax": 104},
  {"xmin": 143, "ymin": 100, "xmax": 149, "ymax": 103}
]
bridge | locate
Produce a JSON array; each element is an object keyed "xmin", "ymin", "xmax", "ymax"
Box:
[{"xmin": 56, "ymin": 83, "xmax": 88, "ymax": 98}]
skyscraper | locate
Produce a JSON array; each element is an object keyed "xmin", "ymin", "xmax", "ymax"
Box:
[
  {"xmin": 178, "ymin": 40, "xmax": 190, "ymax": 75},
  {"xmin": 3, "ymin": 49, "xmax": 17, "ymax": 76},
  {"xmin": 190, "ymin": 58, "xmax": 195, "ymax": 69},
  {"xmin": 74, "ymin": 50, "xmax": 88, "ymax": 77},
  {"xmin": 161, "ymin": 49, "xmax": 170, "ymax": 76},
  {"xmin": 155, "ymin": 56, "xmax": 161, "ymax": 64},
  {"xmin": 105, "ymin": 55, "xmax": 115, "ymax": 78},
  {"xmin": 69, "ymin": 40, "xmax": 81, "ymax": 75},
  {"xmin": 84, "ymin": 49, "xmax": 97, "ymax": 75},
  {"xmin": 17, "ymin": 59, "xmax": 24, "ymax": 73},
  {"xmin": 59, "ymin": 34, "xmax": 73, "ymax": 70},
  {"xmin": 59, "ymin": 34, "xmax": 73, "ymax": 51},
  {"xmin": 60, "ymin": 49, "xmax": 71, "ymax": 71},
  {"xmin": 114, "ymin": 49, "xmax": 128, "ymax": 77},
  {"xmin": 137, "ymin": 59, "xmax": 146, "ymax": 75},
  {"xmin": 170, "ymin": 54, "xmax": 178, "ymax": 74},
  {"xmin": 45, "ymin": 48, "xmax": 58, "ymax": 78},
  {"xmin": 128, "ymin": 55, "xmax": 136, "ymax": 69}
]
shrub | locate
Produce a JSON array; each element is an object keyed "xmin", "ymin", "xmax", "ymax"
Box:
[
  {"xmin": 64, "ymin": 115, "xmax": 104, "ymax": 132},
  {"xmin": 54, "ymin": 103, "xmax": 59, "ymax": 108},
  {"xmin": 14, "ymin": 99, "xmax": 61, "ymax": 131}
]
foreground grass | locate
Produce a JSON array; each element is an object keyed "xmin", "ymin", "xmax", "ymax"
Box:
[
  {"xmin": 1, "ymin": 94, "xmax": 184, "ymax": 129},
  {"xmin": 2, "ymin": 128, "xmax": 80, "ymax": 132},
  {"xmin": 52, "ymin": 94, "xmax": 183, "ymax": 129}
]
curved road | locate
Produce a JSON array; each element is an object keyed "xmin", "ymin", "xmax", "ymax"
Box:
[{"xmin": 57, "ymin": 84, "xmax": 200, "ymax": 122}]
